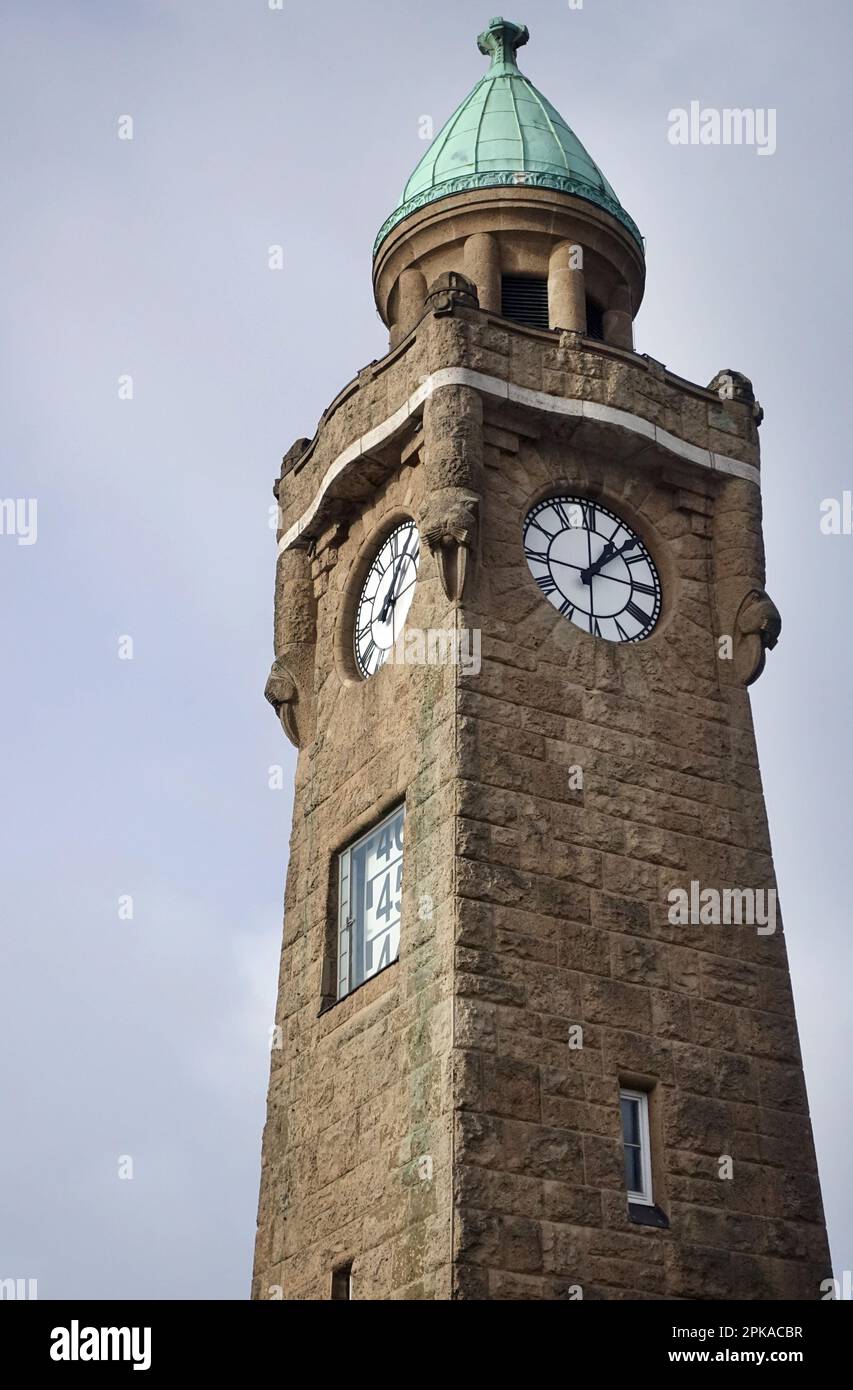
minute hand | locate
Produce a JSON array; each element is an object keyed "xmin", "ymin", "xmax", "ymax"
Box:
[
  {"xmin": 379, "ymin": 536, "xmax": 412, "ymax": 621},
  {"xmin": 580, "ymin": 536, "xmax": 638, "ymax": 585}
]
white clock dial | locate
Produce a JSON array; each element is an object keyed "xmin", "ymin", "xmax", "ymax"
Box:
[
  {"xmin": 523, "ymin": 496, "xmax": 661, "ymax": 642},
  {"xmin": 354, "ymin": 522, "xmax": 420, "ymax": 678}
]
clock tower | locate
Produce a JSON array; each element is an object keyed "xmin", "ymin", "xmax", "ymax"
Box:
[{"xmin": 253, "ymin": 17, "xmax": 831, "ymax": 1300}]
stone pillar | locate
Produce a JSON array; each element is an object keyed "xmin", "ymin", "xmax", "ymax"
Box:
[
  {"xmin": 713, "ymin": 472, "xmax": 780, "ymax": 686},
  {"xmin": 464, "ymin": 232, "xmax": 501, "ymax": 313},
  {"xmin": 417, "ymin": 383, "xmax": 483, "ymax": 602},
  {"xmin": 603, "ymin": 283, "xmax": 634, "ymax": 349},
  {"xmin": 265, "ymin": 545, "xmax": 317, "ymax": 747},
  {"xmin": 548, "ymin": 240, "xmax": 586, "ymax": 332},
  {"xmin": 390, "ymin": 267, "xmax": 428, "ymax": 347}
]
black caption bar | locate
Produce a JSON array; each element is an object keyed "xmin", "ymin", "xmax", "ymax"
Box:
[{"xmin": 2, "ymin": 1298, "xmax": 849, "ymax": 1377}]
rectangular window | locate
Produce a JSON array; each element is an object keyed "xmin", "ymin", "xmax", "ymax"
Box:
[
  {"xmin": 337, "ymin": 805, "xmax": 404, "ymax": 999},
  {"xmin": 620, "ymin": 1088, "xmax": 653, "ymax": 1205}
]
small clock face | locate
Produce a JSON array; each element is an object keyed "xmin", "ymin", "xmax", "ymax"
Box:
[
  {"xmin": 354, "ymin": 521, "xmax": 420, "ymax": 678},
  {"xmin": 523, "ymin": 496, "xmax": 661, "ymax": 642}
]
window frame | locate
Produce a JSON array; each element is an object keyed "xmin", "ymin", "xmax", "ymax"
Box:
[
  {"xmin": 620, "ymin": 1087, "xmax": 654, "ymax": 1206},
  {"xmin": 336, "ymin": 803, "xmax": 404, "ymax": 1001}
]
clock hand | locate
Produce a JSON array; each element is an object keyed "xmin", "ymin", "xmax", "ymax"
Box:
[
  {"xmin": 380, "ymin": 561, "xmax": 405, "ymax": 623},
  {"xmin": 581, "ymin": 540, "xmax": 615, "ymax": 584},
  {"xmin": 379, "ymin": 534, "xmax": 413, "ymax": 621},
  {"xmin": 580, "ymin": 536, "xmax": 638, "ymax": 585}
]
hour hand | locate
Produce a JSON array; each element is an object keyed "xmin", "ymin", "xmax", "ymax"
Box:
[
  {"xmin": 581, "ymin": 536, "xmax": 638, "ymax": 584},
  {"xmin": 379, "ymin": 537, "xmax": 413, "ymax": 620},
  {"xmin": 580, "ymin": 541, "xmax": 615, "ymax": 585},
  {"xmin": 379, "ymin": 566, "xmax": 400, "ymax": 622}
]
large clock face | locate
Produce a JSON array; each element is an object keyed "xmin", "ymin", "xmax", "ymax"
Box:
[
  {"xmin": 523, "ymin": 495, "xmax": 661, "ymax": 642},
  {"xmin": 354, "ymin": 521, "xmax": 420, "ymax": 678}
]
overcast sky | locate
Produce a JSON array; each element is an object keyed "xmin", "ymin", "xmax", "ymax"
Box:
[{"xmin": 2, "ymin": 0, "xmax": 851, "ymax": 1298}]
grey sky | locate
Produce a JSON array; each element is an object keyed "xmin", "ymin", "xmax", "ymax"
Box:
[{"xmin": 2, "ymin": 0, "xmax": 850, "ymax": 1297}]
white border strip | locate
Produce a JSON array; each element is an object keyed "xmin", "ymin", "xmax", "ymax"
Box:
[{"xmin": 278, "ymin": 368, "xmax": 759, "ymax": 552}]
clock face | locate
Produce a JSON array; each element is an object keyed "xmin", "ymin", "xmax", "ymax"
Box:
[
  {"xmin": 523, "ymin": 495, "xmax": 661, "ymax": 642},
  {"xmin": 354, "ymin": 521, "xmax": 420, "ymax": 678}
]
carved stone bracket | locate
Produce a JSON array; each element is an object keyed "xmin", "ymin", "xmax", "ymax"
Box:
[
  {"xmin": 266, "ymin": 549, "xmax": 317, "ymax": 747},
  {"xmin": 734, "ymin": 588, "xmax": 781, "ymax": 685},
  {"xmin": 418, "ymin": 488, "xmax": 479, "ymax": 602},
  {"xmin": 264, "ymin": 658, "xmax": 301, "ymax": 746}
]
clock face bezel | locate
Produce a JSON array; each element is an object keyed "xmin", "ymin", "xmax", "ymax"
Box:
[
  {"xmin": 350, "ymin": 518, "xmax": 421, "ymax": 680},
  {"xmin": 522, "ymin": 493, "xmax": 663, "ymax": 643}
]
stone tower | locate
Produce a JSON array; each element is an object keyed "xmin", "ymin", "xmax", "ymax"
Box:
[{"xmin": 253, "ymin": 17, "xmax": 831, "ymax": 1300}]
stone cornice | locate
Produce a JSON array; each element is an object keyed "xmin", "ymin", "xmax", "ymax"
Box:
[{"xmin": 277, "ymin": 368, "xmax": 760, "ymax": 554}]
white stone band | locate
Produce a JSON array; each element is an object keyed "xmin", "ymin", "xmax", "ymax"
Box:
[{"xmin": 278, "ymin": 368, "xmax": 759, "ymax": 553}]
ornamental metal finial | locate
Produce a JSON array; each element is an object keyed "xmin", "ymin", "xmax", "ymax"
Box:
[{"xmin": 477, "ymin": 16, "xmax": 529, "ymax": 70}]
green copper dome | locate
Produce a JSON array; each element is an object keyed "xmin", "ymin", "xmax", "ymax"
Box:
[{"xmin": 374, "ymin": 17, "xmax": 642, "ymax": 257}]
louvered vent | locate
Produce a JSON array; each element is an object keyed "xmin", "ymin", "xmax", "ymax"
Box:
[
  {"xmin": 585, "ymin": 299, "xmax": 605, "ymax": 341},
  {"xmin": 501, "ymin": 276, "xmax": 550, "ymax": 330}
]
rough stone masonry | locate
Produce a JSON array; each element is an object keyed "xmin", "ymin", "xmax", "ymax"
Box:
[
  {"xmin": 252, "ymin": 301, "xmax": 831, "ymax": 1300},
  {"xmin": 252, "ymin": 16, "xmax": 830, "ymax": 1300}
]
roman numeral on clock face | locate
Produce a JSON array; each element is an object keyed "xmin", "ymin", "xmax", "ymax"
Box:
[
  {"xmin": 625, "ymin": 600, "xmax": 651, "ymax": 626},
  {"xmin": 552, "ymin": 500, "xmax": 578, "ymax": 530},
  {"xmin": 631, "ymin": 580, "xmax": 656, "ymax": 597},
  {"xmin": 536, "ymin": 573, "xmax": 558, "ymax": 596},
  {"xmin": 580, "ymin": 502, "xmax": 596, "ymax": 532}
]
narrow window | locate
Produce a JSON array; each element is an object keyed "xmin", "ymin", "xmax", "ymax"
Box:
[
  {"xmin": 337, "ymin": 804, "xmax": 404, "ymax": 999},
  {"xmin": 620, "ymin": 1088, "xmax": 653, "ymax": 1205},
  {"xmin": 501, "ymin": 275, "xmax": 550, "ymax": 330},
  {"xmin": 331, "ymin": 1262, "xmax": 352, "ymax": 1300},
  {"xmin": 585, "ymin": 298, "xmax": 605, "ymax": 341}
]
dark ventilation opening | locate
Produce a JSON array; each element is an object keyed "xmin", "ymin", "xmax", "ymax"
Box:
[
  {"xmin": 331, "ymin": 1261, "xmax": 353, "ymax": 1300},
  {"xmin": 501, "ymin": 275, "xmax": 550, "ymax": 331},
  {"xmin": 585, "ymin": 299, "xmax": 605, "ymax": 341}
]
